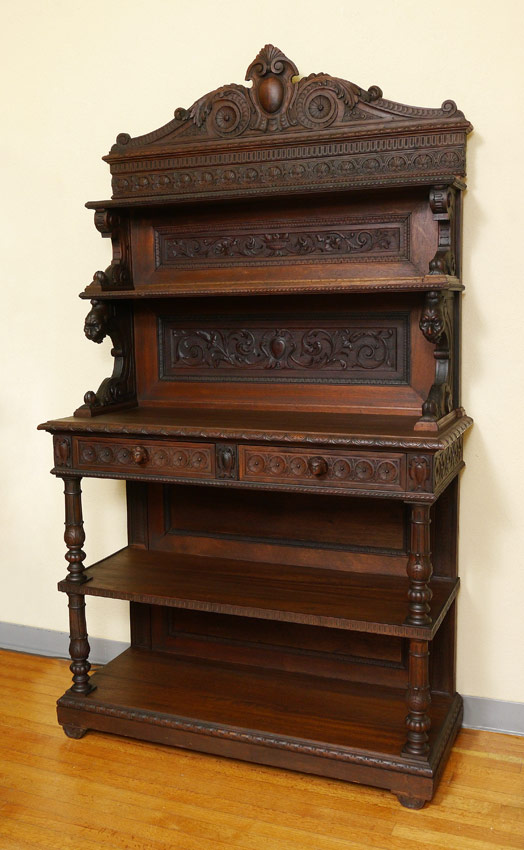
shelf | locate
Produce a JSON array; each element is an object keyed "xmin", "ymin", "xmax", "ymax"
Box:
[
  {"xmin": 80, "ymin": 273, "xmax": 464, "ymax": 300},
  {"xmin": 39, "ymin": 406, "xmax": 472, "ymax": 450},
  {"xmin": 58, "ymin": 546, "xmax": 458, "ymax": 639},
  {"xmin": 57, "ymin": 647, "xmax": 461, "ymax": 775}
]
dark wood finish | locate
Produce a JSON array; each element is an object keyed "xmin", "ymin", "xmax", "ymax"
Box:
[
  {"xmin": 56, "ymin": 647, "xmax": 463, "ymax": 806},
  {"xmin": 39, "ymin": 46, "xmax": 472, "ymax": 807},
  {"xmin": 57, "ymin": 546, "xmax": 459, "ymax": 640}
]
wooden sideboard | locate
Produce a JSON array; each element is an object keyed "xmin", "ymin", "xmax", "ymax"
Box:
[{"xmin": 39, "ymin": 45, "xmax": 472, "ymax": 809}]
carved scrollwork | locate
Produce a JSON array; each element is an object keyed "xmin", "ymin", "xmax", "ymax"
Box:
[
  {"xmin": 429, "ymin": 185, "xmax": 456, "ymax": 276},
  {"xmin": 416, "ymin": 290, "xmax": 454, "ymax": 429},
  {"xmin": 90, "ymin": 210, "xmax": 133, "ymax": 292},
  {"xmin": 74, "ymin": 300, "xmax": 136, "ymax": 418},
  {"xmin": 161, "ymin": 320, "xmax": 403, "ymax": 381}
]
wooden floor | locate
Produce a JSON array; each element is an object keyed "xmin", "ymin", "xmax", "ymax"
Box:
[{"xmin": 1, "ymin": 650, "xmax": 523, "ymax": 850}]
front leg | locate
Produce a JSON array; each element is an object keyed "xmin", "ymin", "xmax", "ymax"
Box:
[{"xmin": 62, "ymin": 476, "xmax": 95, "ymax": 695}]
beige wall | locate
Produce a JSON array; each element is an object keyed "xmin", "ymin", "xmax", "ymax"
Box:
[{"xmin": 2, "ymin": 0, "xmax": 523, "ymax": 702}]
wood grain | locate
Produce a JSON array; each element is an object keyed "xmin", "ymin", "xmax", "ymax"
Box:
[
  {"xmin": 1, "ymin": 651, "xmax": 522, "ymax": 850},
  {"xmin": 57, "ymin": 545, "xmax": 459, "ymax": 639}
]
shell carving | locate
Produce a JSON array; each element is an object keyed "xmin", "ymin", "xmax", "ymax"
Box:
[{"xmin": 258, "ymin": 76, "xmax": 284, "ymax": 114}]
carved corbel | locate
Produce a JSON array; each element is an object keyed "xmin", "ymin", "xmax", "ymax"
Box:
[
  {"xmin": 415, "ymin": 290, "xmax": 454, "ymax": 431},
  {"xmin": 88, "ymin": 210, "xmax": 133, "ymax": 292},
  {"xmin": 74, "ymin": 300, "xmax": 137, "ymax": 417},
  {"xmin": 428, "ymin": 185, "xmax": 456, "ymax": 276}
]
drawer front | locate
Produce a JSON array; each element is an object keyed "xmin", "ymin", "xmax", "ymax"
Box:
[
  {"xmin": 239, "ymin": 446, "xmax": 406, "ymax": 491},
  {"xmin": 74, "ymin": 438, "xmax": 215, "ymax": 479}
]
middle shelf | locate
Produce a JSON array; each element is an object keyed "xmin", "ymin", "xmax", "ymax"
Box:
[{"xmin": 58, "ymin": 546, "xmax": 458, "ymax": 639}]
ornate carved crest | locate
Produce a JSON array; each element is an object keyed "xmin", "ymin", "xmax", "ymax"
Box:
[{"xmin": 101, "ymin": 45, "xmax": 472, "ymax": 204}]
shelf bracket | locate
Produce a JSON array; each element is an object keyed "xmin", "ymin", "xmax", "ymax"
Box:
[
  {"xmin": 74, "ymin": 300, "xmax": 137, "ymax": 417},
  {"xmin": 415, "ymin": 289, "xmax": 455, "ymax": 431}
]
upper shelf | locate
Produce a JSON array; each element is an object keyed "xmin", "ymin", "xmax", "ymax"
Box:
[{"xmin": 93, "ymin": 44, "xmax": 471, "ymax": 208}]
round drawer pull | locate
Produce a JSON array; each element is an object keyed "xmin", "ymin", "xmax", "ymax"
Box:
[
  {"xmin": 131, "ymin": 446, "xmax": 149, "ymax": 465},
  {"xmin": 308, "ymin": 456, "xmax": 328, "ymax": 477}
]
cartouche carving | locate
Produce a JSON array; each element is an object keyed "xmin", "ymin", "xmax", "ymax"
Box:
[
  {"xmin": 75, "ymin": 300, "xmax": 136, "ymax": 418},
  {"xmin": 216, "ymin": 444, "xmax": 238, "ymax": 480},
  {"xmin": 408, "ymin": 456, "xmax": 431, "ymax": 492},
  {"xmin": 53, "ymin": 435, "xmax": 72, "ymax": 468}
]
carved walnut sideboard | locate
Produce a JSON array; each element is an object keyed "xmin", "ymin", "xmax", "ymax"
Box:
[{"xmin": 39, "ymin": 45, "xmax": 472, "ymax": 809}]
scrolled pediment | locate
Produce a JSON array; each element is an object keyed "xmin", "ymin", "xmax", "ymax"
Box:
[{"xmin": 101, "ymin": 45, "xmax": 471, "ymax": 204}]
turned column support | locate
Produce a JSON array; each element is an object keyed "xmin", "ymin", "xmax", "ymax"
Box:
[
  {"xmin": 403, "ymin": 639, "xmax": 431, "ymax": 759},
  {"xmin": 406, "ymin": 503, "xmax": 433, "ymax": 626},
  {"xmin": 62, "ymin": 476, "xmax": 95, "ymax": 695},
  {"xmin": 67, "ymin": 593, "xmax": 95, "ymax": 695},
  {"xmin": 63, "ymin": 476, "xmax": 87, "ymax": 583}
]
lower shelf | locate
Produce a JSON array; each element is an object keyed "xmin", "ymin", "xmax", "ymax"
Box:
[{"xmin": 57, "ymin": 647, "xmax": 463, "ymax": 803}]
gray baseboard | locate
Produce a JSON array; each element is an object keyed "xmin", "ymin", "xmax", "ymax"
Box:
[
  {"xmin": 0, "ymin": 621, "xmax": 128, "ymax": 665},
  {"xmin": 1, "ymin": 622, "xmax": 523, "ymax": 736}
]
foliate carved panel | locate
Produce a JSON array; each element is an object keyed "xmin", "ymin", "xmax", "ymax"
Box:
[
  {"xmin": 159, "ymin": 314, "xmax": 409, "ymax": 384},
  {"xmin": 75, "ymin": 439, "xmax": 215, "ymax": 479},
  {"xmin": 53, "ymin": 435, "xmax": 72, "ymax": 468},
  {"xmin": 433, "ymin": 436, "xmax": 463, "ymax": 490},
  {"xmin": 154, "ymin": 215, "xmax": 409, "ymax": 269},
  {"xmin": 239, "ymin": 447, "xmax": 406, "ymax": 491}
]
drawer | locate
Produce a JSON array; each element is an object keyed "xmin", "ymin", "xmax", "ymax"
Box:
[
  {"xmin": 238, "ymin": 446, "xmax": 406, "ymax": 491},
  {"xmin": 74, "ymin": 438, "xmax": 215, "ymax": 479}
]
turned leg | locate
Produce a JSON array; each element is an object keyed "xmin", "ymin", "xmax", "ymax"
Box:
[
  {"xmin": 406, "ymin": 503, "xmax": 433, "ymax": 625},
  {"xmin": 403, "ymin": 638, "xmax": 431, "ymax": 759},
  {"xmin": 62, "ymin": 476, "xmax": 95, "ymax": 695},
  {"xmin": 67, "ymin": 593, "xmax": 95, "ymax": 695},
  {"xmin": 63, "ymin": 476, "xmax": 87, "ymax": 583}
]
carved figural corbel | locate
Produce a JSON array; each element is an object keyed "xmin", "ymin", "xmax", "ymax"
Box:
[
  {"xmin": 90, "ymin": 210, "xmax": 132, "ymax": 291},
  {"xmin": 74, "ymin": 299, "xmax": 136, "ymax": 417},
  {"xmin": 415, "ymin": 290, "xmax": 454, "ymax": 431},
  {"xmin": 429, "ymin": 185, "xmax": 456, "ymax": 277}
]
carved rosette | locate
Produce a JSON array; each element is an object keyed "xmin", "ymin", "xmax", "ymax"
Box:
[
  {"xmin": 416, "ymin": 290, "xmax": 454, "ymax": 430},
  {"xmin": 74, "ymin": 300, "xmax": 136, "ymax": 418}
]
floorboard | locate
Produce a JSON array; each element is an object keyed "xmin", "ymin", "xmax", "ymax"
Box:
[{"xmin": 0, "ymin": 649, "xmax": 522, "ymax": 850}]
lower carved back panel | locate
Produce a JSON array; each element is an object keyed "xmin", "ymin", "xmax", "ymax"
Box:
[{"xmin": 134, "ymin": 293, "xmax": 434, "ymax": 415}]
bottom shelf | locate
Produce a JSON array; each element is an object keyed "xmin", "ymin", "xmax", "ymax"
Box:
[{"xmin": 57, "ymin": 647, "xmax": 462, "ymax": 804}]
